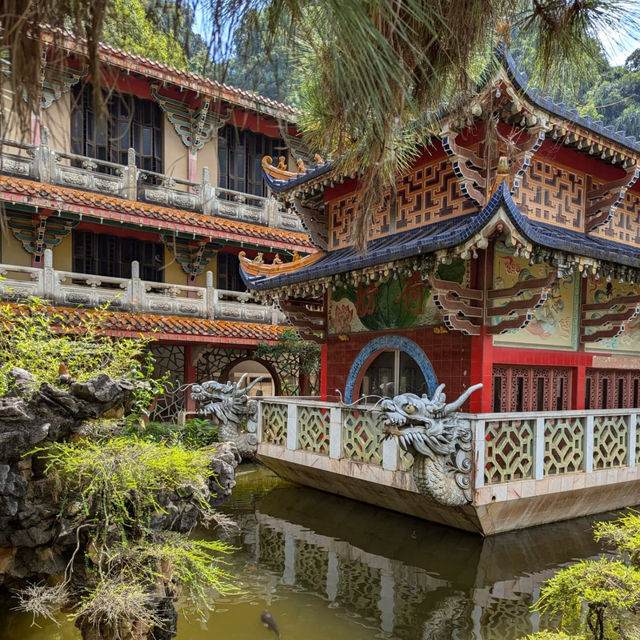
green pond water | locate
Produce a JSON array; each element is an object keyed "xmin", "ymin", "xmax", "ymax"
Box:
[{"xmin": 0, "ymin": 464, "xmax": 615, "ymax": 639}]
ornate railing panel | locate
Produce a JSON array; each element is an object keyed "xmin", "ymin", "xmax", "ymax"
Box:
[
  {"xmin": 342, "ymin": 409, "xmax": 383, "ymax": 466},
  {"xmin": 297, "ymin": 406, "xmax": 330, "ymax": 455},
  {"xmin": 593, "ymin": 414, "xmax": 628, "ymax": 469},
  {"xmin": 544, "ymin": 416, "xmax": 585, "ymax": 475},
  {"xmin": 261, "ymin": 402, "xmax": 288, "ymax": 447},
  {"xmin": 0, "ymin": 132, "xmax": 303, "ymax": 234},
  {"xmin": 484, "ymin": 419, "xmax": 535, "ymax": 485},
  {"xmin": 0, "ymin": 250, "xmax": 284, "ymax": 324}
]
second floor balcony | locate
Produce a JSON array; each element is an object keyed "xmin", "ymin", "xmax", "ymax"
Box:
[
  {"xmin": 0, "ymin": 249, "xmax": 286, "ymax": 325},
  {"xmin": 0, "ymin": 133, "xmax": 303, "ymax": 235}
]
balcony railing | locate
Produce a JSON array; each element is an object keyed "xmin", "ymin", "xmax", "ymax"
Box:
[
  {"xmin": 0, "ymin": 131, "xmax": 303, "ymax": 233},
  {"xmin": 0, "ymin": 249, "xmax": 286, "ymax": 324},
  {"xmin": 259, "ymin": 397, "xmax": 640, "ymax": 482}
]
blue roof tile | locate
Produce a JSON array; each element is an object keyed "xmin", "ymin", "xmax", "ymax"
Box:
[{"xmin": 242, "ymin": 181, "xmax": 640, "ymax": 292}]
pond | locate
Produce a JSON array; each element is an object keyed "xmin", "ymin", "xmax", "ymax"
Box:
[{"xmin": 0, "ymin": 463, "xmax": 613, "ymax": 639}]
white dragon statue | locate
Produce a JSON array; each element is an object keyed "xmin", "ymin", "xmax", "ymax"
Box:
[
  {"xmin": 190, "ymin": 373, "xmax": 265, "ymax": 459},
  {"xmin": 380, "ymin": 383, "xmax": 483, "ymax": 506}
]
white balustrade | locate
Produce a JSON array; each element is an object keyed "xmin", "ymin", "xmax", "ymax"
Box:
[
  {"xmin": 0, "ymin": 249, "xmax": 284, "ymax": 324},
  {"xmin": 0, "ymin": 131, "xmax": 304, "ymax": 234},
  {"xmin": 257, "ymin": 398, "xmax": 640, "ymax": 491}
]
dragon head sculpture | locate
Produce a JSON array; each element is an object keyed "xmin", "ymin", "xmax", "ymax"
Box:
[
  {"xmin": 380, "ymin": 383, "xmax": 482, "ymax": 506},
  {"xmin": 191, "ymin": 373, "xmax": 265, "ymax": 458}
]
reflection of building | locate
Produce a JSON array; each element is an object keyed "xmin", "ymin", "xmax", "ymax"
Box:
[
  {"xmin": 244, "ymin": 46, "xmax": 640, "ymax": 412},
  {"xmin": 0, "ymin": 32, "xmax": 317, "ymax": 416},
  {"xmin": 245, "ymin": 47, "xmax": 640, "ymax": 533},
  {"xmin": 237, "ymin": 484, "xmax": 605, "ymax": 640}
]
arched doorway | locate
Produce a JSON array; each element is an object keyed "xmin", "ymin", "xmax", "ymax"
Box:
[
  {"xmin": 222, "ymin": 358, "xmax": 278, "ymax": 397},
  {"xmin": 344, "ymin": 336, "xmax": 437, "ymax": 403}
]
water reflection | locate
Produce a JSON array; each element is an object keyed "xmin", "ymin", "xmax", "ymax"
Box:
[{"xmin": 0, "ymin": 465, "xmax": 615, "ymax": 640}]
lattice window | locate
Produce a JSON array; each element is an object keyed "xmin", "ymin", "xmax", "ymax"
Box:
[
  {"xmin": 586, "ymin": 369, "xmax": 640, "ymax": 410},
  {"xmin": 484, "ymin": 419, "xmax": 534, "ymax": 484},
  {"xmin": 150, "ymin": 344, "xmax": 185, "ymax": 423},
  {"xmin": 492, "ymin": 365, "xmax": 571, "ymax": 412},
  {"xmin": 544, "ymin": 417, "xmax": 585, "ymax": 475},
  {"xmin": 342, "ymin": 409, "xmax": 383, "ymax": 465},
  {"xmin": 593, "ymin": 415, "xmax": 628, "ymax": 469},
  {"xmin": 297, "ymin": 406, "xmax": 330, "ymax": 455}
]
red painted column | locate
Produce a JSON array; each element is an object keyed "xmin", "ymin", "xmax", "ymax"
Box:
[
  {"xmin": 320, "ymin": 343, "xmax": 328, "ymax": 400},
  {"xmin": 573, "ymin": 365, "xmax": 586, "ymax": 410},
  {"xmin": 470, "ymin": 326, "xmax": 494, "ymax": 413},
  {"xmin": 184, "ymin": 344, "xmax": 197, "ymax": 414}
]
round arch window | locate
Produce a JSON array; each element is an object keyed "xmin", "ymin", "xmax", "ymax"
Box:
[
  {"xmin": 358, "ymin": 349, "xmax": 428, "ymax": 398},
  {"xmin": 227, "ymin": 360, "xmax": 275, "ymax": 397}
]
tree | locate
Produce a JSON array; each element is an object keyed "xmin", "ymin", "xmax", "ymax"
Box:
[
  {"xmin": 102, "ymin": 0, "xmax": 187, "ymax": 67},
  {"xmin": 521, "ymin": 512, "xmax": 640, "ymax": 640},
  {"xmin": 2, "ymin": 0, "xmax": 640, "ymax": 241}
]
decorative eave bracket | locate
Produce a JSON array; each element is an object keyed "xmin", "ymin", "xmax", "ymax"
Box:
[
  {"xmin": 152, "ymin": 86, "xmax": 230, "ymax": 152},
  {"xmin": 581, "ymin": 292, "xmax": 640, "ymax": 342},
  {"xmin": 585, "ymin": 166, "xmax": 640, "ymax": 233}
]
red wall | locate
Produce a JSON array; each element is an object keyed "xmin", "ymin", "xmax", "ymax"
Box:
[{"xmin": 325, "ymin": 327, "xmax": 473, "ymax": 405}]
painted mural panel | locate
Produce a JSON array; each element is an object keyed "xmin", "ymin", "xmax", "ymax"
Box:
[
  {"xmin": 492, "ymin": 242, "xmax": 579, "ymax": 350},
  {"xmin": 585, "ymin": 277, "xmax": 640, "ymax": 354},
  {"xmin": 328, "ymin": 260, "xmax": 466, "ymax": 335}
]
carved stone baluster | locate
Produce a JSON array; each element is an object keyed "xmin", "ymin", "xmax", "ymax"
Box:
[
  {"xmin": 201, "ymin": 166, "xmax": 213, "ymax": 215},
  {"xmin": 131, "ymin": 260, "xmax": 142, "ymax": 312},
  {"xmin": 206, "ymin": 271, "xmax": 216, "ymax": 319},
  {"xmin": 42, "ymin": 248, "xmax": 55, "ymax": 301},
  {"xmin": 124, "ymin": 148, "xmax": 137, "ymax": 201}
]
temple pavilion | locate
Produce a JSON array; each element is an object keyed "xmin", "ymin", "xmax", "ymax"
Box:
[{"xmin": 241, "ymin": 46, "xmax": 640, "ymax": 415}]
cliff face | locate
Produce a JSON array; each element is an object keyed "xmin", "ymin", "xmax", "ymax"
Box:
[{"xmin": 0, "ymin": 367, "xmax": 240, "ymax": 585}]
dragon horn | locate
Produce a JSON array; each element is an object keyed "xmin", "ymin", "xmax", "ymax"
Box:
[
  {"xmin": 243, "ymin": 375, "xmax": 267, "ymax": 393},
  {"xmin": 432, "ymin": 383, "xmax": 446, "ymax": 401},
  {"xmin": 444, "ymin": 383, "xmax": 483, "ymax": 414}
]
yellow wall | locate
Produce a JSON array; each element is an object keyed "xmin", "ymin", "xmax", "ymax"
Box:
[
  {"xmin": 1, "ymin": 231, "xmax": 30, "ymax": 266},
  {"xmin": 42, "ymin": 93, "xmax": 71, "ymax": 153},
  {"xmin": 198, "ymin": 137, "xmax": 218, "ymax": 186},
  {"xmin": 163, "ymin": 117, "xmax": 188, "ymax": 181},
  {"xmin": 54, "ymin": 234, "xmax": 73, "ymax": 271}
]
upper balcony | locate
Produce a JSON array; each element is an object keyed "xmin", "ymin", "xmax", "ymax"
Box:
[
  {"xmin": 0, "ymin": 132, "xmax": 303, "ymax": 235},
  {"xmin": 0, "ymin": 248, "xmax": 287, "ymax": 325}
]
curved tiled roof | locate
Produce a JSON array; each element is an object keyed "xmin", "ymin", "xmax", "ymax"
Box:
[
  {"xmin": 40, "ymin": 27, "xmax": 298, "ymax": 120},
  {"xmin": 0, "ymin": 176, "xmax": 315, "ymax": 253},
  {"xmin": 263, "ymin": 45, "xmax": 640, "ymax": 194},
  {"xmin": 14, "ymin": 304, "xmax": 285, "ymax": 345},
  {"xmin": 242, "ymin": 181, "xmax": 640, "ymax": 291}
]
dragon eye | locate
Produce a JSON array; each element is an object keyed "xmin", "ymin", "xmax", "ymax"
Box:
[{"xmin": 405, "ymin": 404, "xmax": 416, "ymax": 414}]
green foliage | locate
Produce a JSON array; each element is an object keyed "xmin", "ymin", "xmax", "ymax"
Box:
[
  {"xmin": 521, "ymin": 512, "xmax": 640, "ymax": 640},
  {"xmin": 0, "ymin": 299, "xmax": 153, "ymax": 396},
  {"xmin": 534, "ymin": 558, "xmax": 640, "ymax": 640},
  {"xmin": 39, "ymin": 436, "xmax": 215, "ymax": 534},
  {"xmin": 112, "ymin": 533, "xmax": 237, "ymax": 613},
  {"xmin": 102, "ymin": 0, "xmax": 187, "ymax": 67},
  {"xmin": 254, "ymin": 327, "xmax": 320, "ymax": 379},
  {"xmin": 141, "ymin": 418, "xmax": 219, "ymax": 449}
]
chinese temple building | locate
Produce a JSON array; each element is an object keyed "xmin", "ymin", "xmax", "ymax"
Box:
[
  {"xmin": 241, "ymin": 47, "xmax": 640, "ymax": 533},
  {"xmin": 246, "ymin": 47, "xmax": 640, "ymax": 414},
  {"xmin": 0, "ymin": 29, "xmax": 319, "ymax": 418}
]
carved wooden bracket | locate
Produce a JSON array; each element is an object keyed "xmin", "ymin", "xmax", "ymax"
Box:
[
  {"xmin": 487, "ymin": 272, "xmax": 556, "ymax": 335},
  {"xmin": 292, "ymin": 196, "xmax": 328, "ymax": 250},
  {"xmin": 581, "ymin": 293, "xmax": 640, "ymax": 342},
  {"xmin": 151, "ymin": 86, "xmax": 230, "ymax": 151},
  {"xmin": 585, "ymin": 166, "xmax": 640, "ymax": 232},
  {"xmin": 7, "ymin": 210, "xmax": 76, "ymax": 257},
  {"xmin": 430, "ymin": 270, "xmax": 556, "ymax": 336},
  {"xmin": 278, "ymin": 297, "xmax": 326, "ymax": 342},
  {"xmin": 162, "ymin": 235, "xmax": 218, "ymax": 275}
]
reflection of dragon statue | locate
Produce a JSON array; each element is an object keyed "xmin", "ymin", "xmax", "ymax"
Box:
[
  {"xmin": 380, "ymin": 383, "xmax": 482, "ymax": 506},
  {"xmin": 191, "ymin": 373, "xmax": 265, "ymax": 458}
]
